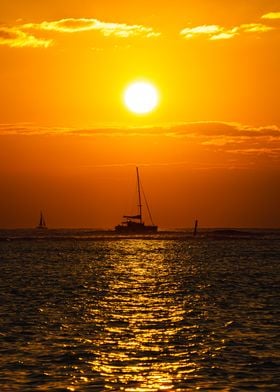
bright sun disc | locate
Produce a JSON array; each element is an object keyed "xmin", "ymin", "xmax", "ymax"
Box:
[{"xmin": 124, "ymin": 82, "xmax": 159, "ymax": 114}]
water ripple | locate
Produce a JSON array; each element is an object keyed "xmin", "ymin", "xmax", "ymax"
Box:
[{"xmin": 0, "ymin": 238, "xmax": 279, "ymax": 390}]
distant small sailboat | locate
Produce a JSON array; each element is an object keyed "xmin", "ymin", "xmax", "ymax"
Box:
[
  {"xmin": 115, "ymin": 167, "xmax": 158, "ymax": 233},
  {"xmin": 36, "ymin": 211, "xmax": 47, "ymax": 229}
]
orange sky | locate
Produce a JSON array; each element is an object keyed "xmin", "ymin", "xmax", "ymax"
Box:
[{"xmin": 1, "ymin": 0, "xmax": 280, "ymax": 228}]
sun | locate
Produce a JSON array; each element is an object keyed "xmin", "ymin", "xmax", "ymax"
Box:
[{"xmin": 124, "ymin": 81, "xmax": 159, "ymax": 114}]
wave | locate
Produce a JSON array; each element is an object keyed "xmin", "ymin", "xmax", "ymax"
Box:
[{"xmin": 0, "ymin": 228, "xmax": 280, "ymax": 241}]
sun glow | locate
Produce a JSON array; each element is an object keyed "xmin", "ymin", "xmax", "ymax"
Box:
[{"xmin": 124, "ymin": 81, "xmax": 159, "ymax": 114}]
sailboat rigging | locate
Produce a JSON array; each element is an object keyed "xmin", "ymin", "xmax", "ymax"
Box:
[
  {"xmin": 36, "ymin": 211, "xmax": 47, "ymax": 230},
  {"xmin": 115, "ymin": 167, "xmax": 158, "ymax": 233}
]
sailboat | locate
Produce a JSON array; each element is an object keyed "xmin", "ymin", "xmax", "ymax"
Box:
[
  {"xmin": 115, "ymin": 167, "xmax": 158, "ymax": 233},
  {"xmin": 36, "ymin": 211, "xmax": 47, "ymax": 230}
]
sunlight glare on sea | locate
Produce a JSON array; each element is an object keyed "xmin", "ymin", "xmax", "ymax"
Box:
[{"xmin": 0, "ymin": 231, "xmax": 279, "ymax": 391}]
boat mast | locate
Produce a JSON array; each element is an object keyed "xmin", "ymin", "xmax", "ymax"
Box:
[
  {"xmin": 40, "ymin": 211, "xmax": 43, "ymax": 227},
  {"xmin": 136, "ymin": 167, "xmax": 142, "ymax": 223},
  {"xmin": 42, "ymin": 213, "xmax": 46, "ymax": 227},
  {"xmin": 193, "ymin": 219, "xmax": 198, "ymax": 236}
]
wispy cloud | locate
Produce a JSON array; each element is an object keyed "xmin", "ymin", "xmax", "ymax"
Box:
[
  {"xmin": 210, "ymin": 31, "xmax": 238, "ymax": 41},
  {"xmin": 261, "ymin": 12, "xmax": 280, "ymax": 20},
  {"xmin": 1, "ymin": 14, "xmax": 277, "ymax": 49},
  {"xmin": 2, "ymin": 122, "xmax": 280, "ymax": 172},
  {"xmin": 240, "ymin": 23, "xmax": 273, "ymax": 33},
  {"xmin": 0, "ymin": 27, "xmax": 52, "ymax": 48},
  {"xmin": 0, "ymin": 17, "xmax": 160, "ymax": 49},
  {"xmin": 171, "ymin": 122, "xmax": 280, "ymax": 160},
  {"xmin": 1, "ymin": 122, "xmax": 280, "ymax": 162},
  {"xmin": 1, "ymin": 122, "xmax": 280, "ymax": 139},
  {"xmin": 180, "ymin": 25, "xmax": 223, "ymax": 38},
  {"xmin": 22, "ymin": 18, "xmax": 160, "ymax": 38},
  {"xmin": 168, "ymin": 122, "xmax": 280, "ymax": 138},
  {"xmin": 180, "ymin": 21, "xmax": 274, "ymax": 41},
  {"xmin": 181, "ymin": 25, "xmax": 238, "ymax": 40}
]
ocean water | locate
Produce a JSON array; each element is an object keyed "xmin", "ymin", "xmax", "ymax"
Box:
[{"xmin": 0, "ymin": 230, "xmax": 279, "ymax": 391}]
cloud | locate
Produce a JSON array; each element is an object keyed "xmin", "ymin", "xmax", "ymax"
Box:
[
  {"xmin": 210, "ymin": 31, "xmax": 238, "ymax": 40},
  {"xmin": 22, "ymin": 18, "xmax": 160, "ymax": 38},
  {"xmin": 180, "ymin": 25, "xmax": 238, "ymax": 40},
  {"xmin": 240, "ymin": 23, "xmax": 273, "ymax": 33},
  {"xmin": 0, "ymin": 17, "xmax": 159, "ymax": 49},
  {"xmin": 261, "ymin": 12, "xmax": 280, "ymax": 20},
  {"xmin": 180, "ymin": 22, "xmax": 274, "ymax": 41},
  {"xmin": 0, "ymin": 27, "xmax": 52, "ymax": 48},
  {"xmin": 1, "ymin": 121, "xmax": 280, "ymax": 139},
  {"xmin": 1, "ymin": 122, "xmax": 280, "ymax": 164},
  {"xmin": 1, "ymin": 122, "xmax": 280, "ymax": 172},
  {"xmin": 180, "ymin": 25, "xmax": 223, "ymax": 38},
  {"xmin": 1, "ymin": 15, "xmax": 276, "ymax": 49}
]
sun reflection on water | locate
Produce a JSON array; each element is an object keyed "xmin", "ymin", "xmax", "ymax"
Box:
[
  {"xmin": 84, "ymin": 240, "xmax": 194, "ymax": 390},
  {"xmin": 0, "ymin": 238, "xmax": 280, "ymax": 392},
  {"xmin": 1, "ymin": 237, "xmax": 278, "ymax": 391}
]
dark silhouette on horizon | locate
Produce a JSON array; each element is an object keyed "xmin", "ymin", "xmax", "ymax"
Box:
[{"xmin": 115, "ymin": 167, "xmax": 158, "ymax": 233}]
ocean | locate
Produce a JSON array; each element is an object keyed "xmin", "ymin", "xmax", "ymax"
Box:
[{"xmin": 0, "ymin": 229, "xmax": 279, "ymax": 391}]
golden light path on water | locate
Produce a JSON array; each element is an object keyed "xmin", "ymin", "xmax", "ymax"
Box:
[
  {"xmin": 89, "ymin": 241, "xmax": 187, "ymax": 391},
  {"xmin": 68, "ymin": 240, "xmax": 220, "ymax": 391},
  {"xmin": 1, "ymin": 233, "xmax": 278, "ymax": 391}
]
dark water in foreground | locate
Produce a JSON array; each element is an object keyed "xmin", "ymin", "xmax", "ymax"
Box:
[{"xmin": 0, "ymin": 230, "xmax": 279, "ymax": 391}]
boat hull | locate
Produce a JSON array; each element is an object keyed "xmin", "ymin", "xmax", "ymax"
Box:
[{"xmin": 115, "ymin": 222, "xmax": 158, "ymax": 233}]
